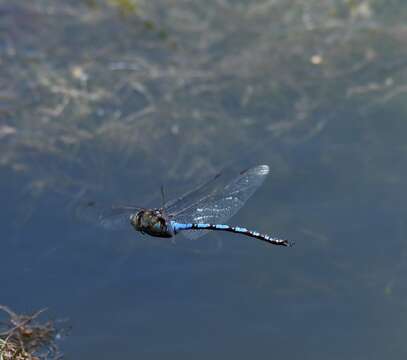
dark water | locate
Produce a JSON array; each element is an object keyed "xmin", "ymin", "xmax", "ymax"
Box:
[{"xmin": 2, "ymin": 0, "xmax": 407, "ymax": 359}]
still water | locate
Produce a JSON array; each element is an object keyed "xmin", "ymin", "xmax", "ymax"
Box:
[{"xmin": 1, "ymin": 0, "xmax": 407, "ymax": 359}]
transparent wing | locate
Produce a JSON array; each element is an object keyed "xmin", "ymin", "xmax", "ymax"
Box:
[
  {"xmin": 170, "ymin": 165, "xmax": 270, "ymax": 239},
  {"xmin": 164, "ymin": 171, "xmax": 224, "ymax": 215},
  {"xmin": 75, "ymin": 200, "xmax": 140, "ymax": 231}
]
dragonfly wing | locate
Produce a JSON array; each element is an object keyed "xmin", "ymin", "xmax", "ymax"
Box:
[
  {"xmin": 75, "ymin": 201, "xmax": 140, "ymax": 231},
  {"xmin": 180, "ymin": 228, "xmax": 210, "ymax": 240},
  {"xmin": 164, "ymin": 171, "xmax": 224, "ymax": 215},
  {"xmin": 173, "ymin": 165, "xmax": 270, "ymax": 239}
]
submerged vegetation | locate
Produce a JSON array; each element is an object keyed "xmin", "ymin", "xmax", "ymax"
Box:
[
  {"xmin": 1, "ymin": 0, "xmax": 407, "ymax": 196},
  {"xmin": 107, "ymin": 0, "xmax": 138, "ymax": 15}
]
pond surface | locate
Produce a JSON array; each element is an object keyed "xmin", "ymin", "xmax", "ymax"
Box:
[{"xmin": 1, "ymin": 0, "xmax": 407, "ymax": 359}]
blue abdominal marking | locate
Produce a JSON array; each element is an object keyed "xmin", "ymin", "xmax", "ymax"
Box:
[
  {"xmin": 80, "ymin": 165, "xmax": 292, "ymax": 247},
  {"xmin": 171, "ymin": 221, "xmax": 289, "ymax": 246}
]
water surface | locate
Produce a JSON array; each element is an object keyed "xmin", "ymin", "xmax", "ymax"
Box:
[{"xmin": 1, "ymin": 0, "xmax": 407, "ymax": 359}]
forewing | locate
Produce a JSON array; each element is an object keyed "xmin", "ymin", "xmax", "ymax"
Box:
[
  {"xmin": 173, "ymin": 165, "xmax": 270, "ymax": 239},
  {"xmin": 164, "ymin": 170, "xmax": 224, "ymax": 215}
]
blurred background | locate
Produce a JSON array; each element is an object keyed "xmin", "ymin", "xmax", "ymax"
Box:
[{"xmin": 1, "ymin": 0, "xmax": 407, "ymax": 358}]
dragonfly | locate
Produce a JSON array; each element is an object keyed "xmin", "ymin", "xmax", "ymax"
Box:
[{"xmin": 78, "ymin": 164, "xmax": 292, "ymax": 247}]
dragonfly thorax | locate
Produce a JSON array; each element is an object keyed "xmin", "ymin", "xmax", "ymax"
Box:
[{"xmin": 130, "ymin": 209, "xmax": 174, "ymax": 238}]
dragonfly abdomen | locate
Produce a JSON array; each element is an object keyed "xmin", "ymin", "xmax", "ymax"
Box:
[{"xmin": 171, "ymin": 222, "xmax": 291, "ymax": 247}]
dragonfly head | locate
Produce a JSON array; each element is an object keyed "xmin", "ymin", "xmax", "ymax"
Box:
[{"xmin": 129, "ymin": 213, "xmax": 137, "ymax": 226}]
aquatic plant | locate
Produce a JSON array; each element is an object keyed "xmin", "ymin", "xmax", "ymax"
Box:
[
  {"xmin": 107, "ymin": 0, "xmax": 138, "ymax": 15},
  {"xmin": 0, "ymin": 306, "xmax": 63, "ymax": 360}
]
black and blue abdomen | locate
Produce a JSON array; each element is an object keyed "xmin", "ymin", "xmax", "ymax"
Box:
[{"xmin": 171, "ymin": 221, "xmax": 290, "ymax": 246}]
